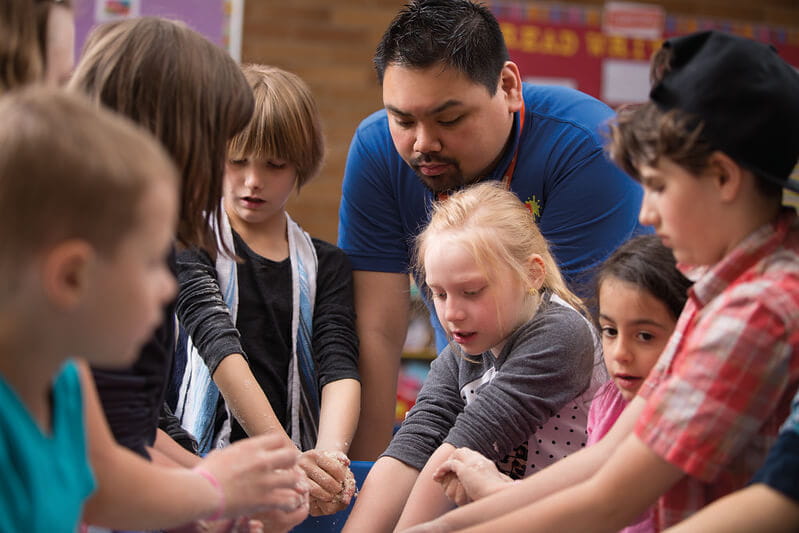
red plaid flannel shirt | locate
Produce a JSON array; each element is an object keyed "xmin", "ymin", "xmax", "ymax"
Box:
[{"xmin": 635, "ymin": 209, "xmax": 799, "ymax": 530}]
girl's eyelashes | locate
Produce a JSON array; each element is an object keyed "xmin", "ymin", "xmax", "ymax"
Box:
[
  {"xmin": 228, "ymin": 158, "xmax": 248, "ymax": 166},
  {"xmin": 600, "ymin": 324, "xmax": 657, "ymax": 342},
  {"xmin": 636, "ymin": 331, "xmax": 655, "ymax": 342},
  {"xmin": 600, "ymin": 325, "xmax": 618, "ymax": 338},
  {"xmin": 430, "ymin": 288, "xmax": 484, "ymax": 299}
]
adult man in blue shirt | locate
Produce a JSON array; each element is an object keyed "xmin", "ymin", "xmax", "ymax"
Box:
[{"xmin": 338, "ymin": 0, "xmax": 647, "ymax": 460}]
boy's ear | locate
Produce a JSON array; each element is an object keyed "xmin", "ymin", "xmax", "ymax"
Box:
[
  {"xmin": 42, "ymin": 240, "xmax": 94, "ymax": 310},
  {"xmin": 528, "ymin": 254, "xmax": 546, "ymax": 290},
  {"xmin": 709, "ymin": 151, "xmax": 744, "ymax": 202},
  {"xmin": 500, "ymin": 61, "xmax": 523, "ymax": 113}
]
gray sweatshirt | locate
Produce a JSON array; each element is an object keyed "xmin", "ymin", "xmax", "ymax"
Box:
[{"xmin": 384, "ymin": 291, "xmax": 600, "ymax": 477}]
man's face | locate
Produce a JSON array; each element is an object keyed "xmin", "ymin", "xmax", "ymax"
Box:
[{"xmin": 382, "ymin": 63, "xmax": 519, "ymax": 194}]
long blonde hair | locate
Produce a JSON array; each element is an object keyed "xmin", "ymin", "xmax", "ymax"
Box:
[{"xmin": 415, "ymin": 182, "xmax": 586, "ymax": 315}]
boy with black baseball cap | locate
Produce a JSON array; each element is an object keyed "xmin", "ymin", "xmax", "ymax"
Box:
[{"xmin": 403, "ymin": 30, "xmax": 799, "ymax": 533}]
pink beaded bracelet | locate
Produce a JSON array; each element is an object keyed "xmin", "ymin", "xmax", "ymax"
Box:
[{"xmin": 194, "ymin": 466, "xmax": 225, "ymax": 521}]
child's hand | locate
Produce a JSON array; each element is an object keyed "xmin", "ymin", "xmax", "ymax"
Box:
[
  {"xmin": 297, "ymin": 449, "xmax": 356, "ymax": 515},
  {"xmin": 251, "ymin": 502, "xmax": 310, "ymax": 533},
  {"xmin": 433, "ymin": 447, "xmax": 514, "ymax": 505},
  {"xmin": 197, "ymin": 433, "xmax": 309, "ymax": 518},
  {"xmin": 436, "ymin": 471, "xmax": 471, "ymax": 507}
]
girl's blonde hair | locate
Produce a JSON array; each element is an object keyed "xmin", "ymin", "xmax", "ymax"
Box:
[
  {"xmin": 415, "ymin": 182, "xmax": 585, "ymax": 314},
  {"xmin": 69, "ymin": 17, "xmax": 254, "ymax": 255},
  {"xmin": 228, "ymin": 64, "xmax": 324, "ymax": 190}
]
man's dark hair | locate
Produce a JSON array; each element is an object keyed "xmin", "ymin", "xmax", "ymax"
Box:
[{"xmin": 374, "ymin": 0, "xmax": 509, "ymax": 95}]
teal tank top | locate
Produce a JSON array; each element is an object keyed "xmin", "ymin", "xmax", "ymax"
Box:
[{"xmin": 0, "ymin": 360, "xmax": 96, "ymax": 531}]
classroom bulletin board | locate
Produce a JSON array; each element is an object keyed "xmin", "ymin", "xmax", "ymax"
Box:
[
  {"xmin": 490, "ymin": 1, "xmax": 799, "ymax": 106},
  {"xmin": 73, "ymin": 0, "xmax": 244, "ymax": 61},
  {"xmin": 490, "ymin": 1, "xmax": 799, "ymax": 207}
]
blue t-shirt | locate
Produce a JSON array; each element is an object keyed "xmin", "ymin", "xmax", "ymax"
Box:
[
  {"xmin": 338, "ymin": 83, "xmax": 648, "ymax": 350},
  {"xmin": 751, "ymin": 387, "xmax": 799, "ymax": 502},
  {"xmin": 0, "ymin": 360, "xmax": 96, "ymax": 532}
]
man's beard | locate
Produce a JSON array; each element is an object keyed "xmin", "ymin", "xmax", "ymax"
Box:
[{"xmin": 410, "ymin": 153, "xmax": 472, "ymax": 194}]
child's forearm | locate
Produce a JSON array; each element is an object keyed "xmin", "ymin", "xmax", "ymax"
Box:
[
  {"xmin": 454, "ymin": 434, "xmax": 682, "ymax": 533},
  {"xmin": 79, "ymin": 361, "xmax": 217, "ymax": 526},
  {"xmin": 429, "ymin": 397, "xmax": 645, "ymax": 531},
  {"xmin": 87, "ymin": 433, "xmax": 306, "ymax": 529},
  {"xmin": 316, "ymin": 378, "xmax": 361, "ymax": 453},
  {"xmin": 85, "ymin": 442, "xmax": 224, "ymax": 528},
  {"xmin": 664, "ymin": 484, "xmax": 799, "ymax": 533},
  {"xmin": 78, "ymin": 361, "xmax": 305, "ymax": 529},
  {"xmin": 344, "ymin": 456, "xmax": 420, "ymax": 533},
  {"xmin": 213, "ymin": 353, "xmax": 294, "ymax": 445},
  {"xmin": 395, "ymin": 444, "xmax": 457, "ymax": 531},
  {"xmin": 429, "ymin": 442, "xmax": 601, "ymax": 531},
  {"xmin": 148, "ymin": 428, "xmax": 201, "ymax": 468}
]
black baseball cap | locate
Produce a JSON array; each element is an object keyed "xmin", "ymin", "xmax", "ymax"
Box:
[{"xmin": 650, "ymin": 31, "xmax": 799, "ymax": 192}]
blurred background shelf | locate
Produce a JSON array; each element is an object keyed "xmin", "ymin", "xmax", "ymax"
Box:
[{"xmin": 401, "ymin": 349, "xmax": 436, "ymax": 360}]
